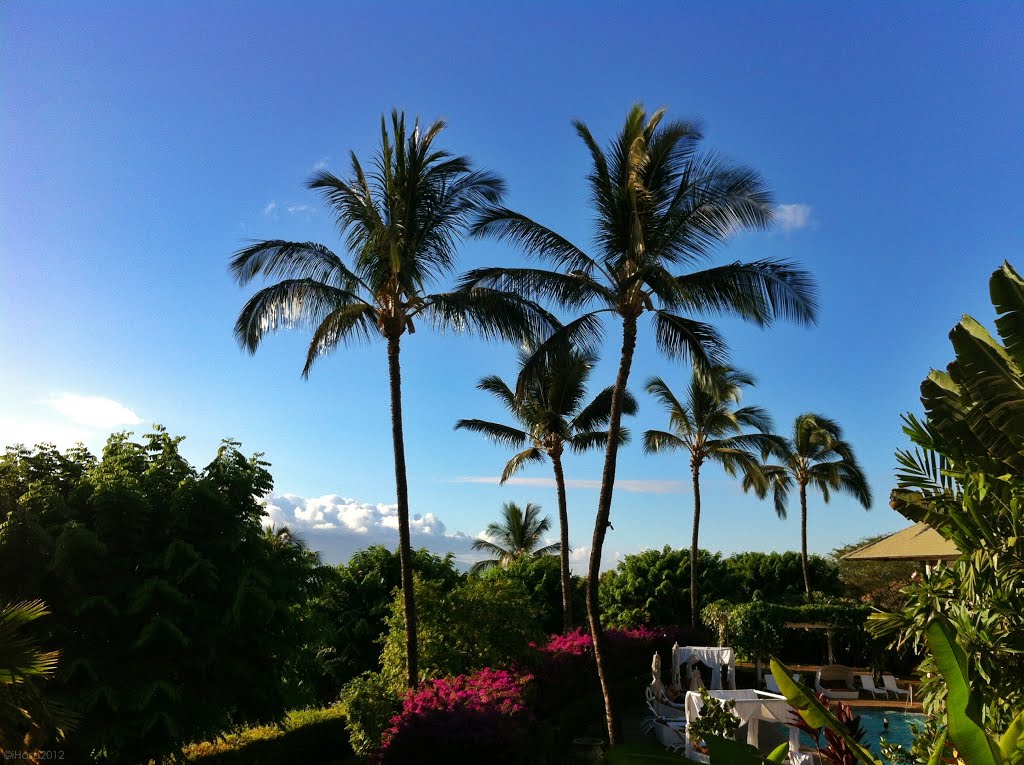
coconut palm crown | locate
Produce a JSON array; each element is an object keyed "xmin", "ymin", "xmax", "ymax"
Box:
[
  {"xmin": 750, "ymin": 413, "xmax": 872, "ymax": 598},
  {"xmin": 643, "ymin": 366, "xmax": 785, "ymax": 628},
  {"xmin": 230, "ymin": 111, "xmax": 553, "ymax": 689},
  {"xmin": 470, "ymin": 502, "xmax": 560, "ymax": 574},
  {"xmin": 461, "ymin": 103, "xmax": 818, "ymax": 743},
  {"xmin": 455, "ymin": 345, "xmax": 637, "ymax": 630}
]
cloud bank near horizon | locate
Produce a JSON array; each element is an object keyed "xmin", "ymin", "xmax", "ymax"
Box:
[{"xmin": 259, "ymin": 492, "xmax": 623, "ymax": 572}]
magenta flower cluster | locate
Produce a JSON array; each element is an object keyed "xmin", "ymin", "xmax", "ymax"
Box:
[
  {"xmin": 377, "ymin": 668, "xmax": 535, "ymax": 764},
  {"xmin": 537, "ymin": 625, "xmax": 674, "ymax": 657}
]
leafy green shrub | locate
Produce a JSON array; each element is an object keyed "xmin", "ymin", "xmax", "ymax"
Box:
[
  {"xmin": 338, "ymin": 671, "xmax": 400, "ymax": 757},
  {"xmin": 0, "ymin": 432, "xmax": 319, "ymax": 763},
  {"xmin": 179, "ymin": 705, "xmax": 349, "ymax": 764},
  {"xmin": 688, "ymin": 688, "xmax": 740, "ymax": 749},
  {"xmin": 599, "ymin": 546, "xmax": 729, "ymax": 628},
  {"xmin": 482, "ymin": 554, "xmax": 585, "ymax": 634},
  {"xmin": 381, "ymin": 575, "xmax": 543, "ymax": 689}
]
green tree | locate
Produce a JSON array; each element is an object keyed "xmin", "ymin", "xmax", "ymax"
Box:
[
  {"xmin": 598, "ymin": 546, "xmax": 729, "ymax": 629},
  {"xmin": 463, "ymin": 104, "xmax": 817, "ymax": 743},
  {"xmin": 470, "ymin": 501, "xmax": 560, "ymax": 573},
  {"xmin": 0, "ymin": 431, "xmax": 313, "ymax": 763},
  {"xmin": 753, "ymin": 414, "xmax": 872, "ymax": 598},
  {"xmin": 380, "ymin": 575, "xmax": 542, "ymax": 689},
  {"xmin": 455, "ymin": 345, "xmax": 636, "ymax": 630},
  {"xmin": 868, "ymin": 262, "xmax": 1024, "ymax": 732},
  {"xmin": 643, "ymin": 367, "xmax": 783, "ymax": 628},
  {"xmin": 482, "ymin": 554, "xmax": 583, "ymax": 635},
  {"xmin": 230, "ymin": 111, "xmax": 550, "ymax": 689},
  {"xmin": 304, "ymin": 546, "xmax": 462, "ymax": 701},
  {"xmin": 723, "ymin": 551, "xmax": 842, "ymax": 602}
]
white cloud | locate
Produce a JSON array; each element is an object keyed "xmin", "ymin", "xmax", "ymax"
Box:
[
  {"xmin": 451, "ymin": 476, "xmax": 685, "ymax": 494},
  {"xmin": 313, "ymin": 156, "xmax": 330, "ymax": 171},
  {"xmin": 285, "ymin": 204, "xmax": 315, "ymax": 218},
  {"xmin": 44, "ymin": 394, "xmax": 142, "ymax": 429},
  {"xmin": 261, "ymin": 493, "xmax": 483, "ymax": 568},
  {"xmin": 775, "ymin": 203, "xmax": 813, "ymax": 232},
  {"xmin": 263, "ymin": 201, "xmax": 278, "ymax": 217}
]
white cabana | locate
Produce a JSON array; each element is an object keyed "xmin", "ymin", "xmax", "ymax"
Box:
[
  {"xmin": 671, "ymin": 644, "xmax": 737, "ymax": 690},
  {"xmin": 683, "ymin": 689, "xmax": 804, "ymax": 764}
]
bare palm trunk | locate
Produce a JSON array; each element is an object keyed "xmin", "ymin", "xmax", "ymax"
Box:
[
  {"xmin": 588, "ymin": 315, "xmax": 637, "ymax": 747},
  {"xmin": 551, "ymin": 449, "xmax": 573, "ymax": 633},
  {"xmin": 387, "ymin": 334, "xmax": 418, "ymax": 688},
  {"xmin": 800, "ymin": 481, "xmax": 811, "ymax": 601},
  {"xmin": 690, "ymin": 461, "xmax": 702, "ymax": 631}
]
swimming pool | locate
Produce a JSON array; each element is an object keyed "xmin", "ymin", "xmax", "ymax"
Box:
[{"xmin": 797, "ymin": 710, "xmax": 925, "ymax": 761}]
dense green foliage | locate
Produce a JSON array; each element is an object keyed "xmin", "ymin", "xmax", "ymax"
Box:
[
  {"xmin": 303, "ymin": 545, "xmax": 462, "ymax": 702},
  {"xmin": 0, "ymin": 433, "xmax": 316, "ymax": 763},
  {"xmin": 868, "ymin": 262, "xmax": 1024, "ymax": 733},
  {"xmin": 482, "ymin": 554, "xmax": 586, "ymax": 635},
  {"xmin": 338, "ymin": 672, "xmax": 401, "ymax": 757},
  {"xmin": 380, "ymin": 575, "xmax": 544, "ymax": 689},
  {"xmin": 179, "ymin": 705, "xmax": 350, "ymax": 764},
  {"xmin": 724, "ymin": 551, "xmax": 842, "ymax": 602},
  {"xmin": 598, "ymin": 546, "xmax": 841, "ymax": 629},
  {"xmin": 702, "ymin": 599, "xmax": 871, "ymax": 665}
]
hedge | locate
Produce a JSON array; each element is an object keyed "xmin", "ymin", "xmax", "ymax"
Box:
[{"xmin": 179, "ymin": 705, "xmax": 350, "ymax": 764}]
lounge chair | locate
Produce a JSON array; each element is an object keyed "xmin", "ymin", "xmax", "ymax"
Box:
[
  {"xmin": 882, "ymin": 674, "xmax": 910, "ymax": 700},
  {"xmin": 858, "ymin": 674, "xmax": 888, "ymax": 699},
  {"xmin": 814, "ymin": 665, "xmax": 859, "ymax": 700}
]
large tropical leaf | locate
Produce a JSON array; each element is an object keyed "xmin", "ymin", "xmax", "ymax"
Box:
[{"xmin": 925, "ymin": 617, "xmax": 1002, "ymax": 765}]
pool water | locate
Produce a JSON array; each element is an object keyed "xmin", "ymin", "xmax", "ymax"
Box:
[{"xmin": 797, "ymin": 710, "xmax": 925, "ymax": 760}]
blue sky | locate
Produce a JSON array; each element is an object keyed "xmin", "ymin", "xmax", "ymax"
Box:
[{"xmin": 3, "ymin": 2, "xmax": 1021, "ymax": 570}]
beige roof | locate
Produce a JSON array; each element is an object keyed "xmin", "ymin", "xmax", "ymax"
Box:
[{"xmin": 843, "ymin": 522, "xmax": 960, "ymax": 562}]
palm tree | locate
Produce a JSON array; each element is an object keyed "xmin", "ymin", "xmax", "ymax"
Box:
[
  {"xmin": 0, "ymin": 600, "xmax": 74, "ymax": 751},
  {"xmin": 751, "ymin": 413, "xmax": 872, "ymax": 598},
  {"xmin": 461, "ymin": 104, "xmax": 818, "ymax": 743},
  {"xmin": 230, "ymin": 111, "xmax": 551, "ymax": 689},
  {"xmin": 455, "ymin": 345, "xmax": 637, "ymax": 631},
  {"xmin": 470, "ymin": 502, "xmax": 560, "ymax": 573},
  {"xmin": 643, "ymin": 367, "xmax": 784, "ymax": 629}
]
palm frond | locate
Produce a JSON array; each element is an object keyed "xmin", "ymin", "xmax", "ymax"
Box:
[
  {"xmin": 471, "ymin": 207, "xmax": 598, "ymax": 274},
  {"xmin": 571, "ymin": 385, "xmax": 638, "ymax": 432},
  {"xmin": 454, "ymin": 420, "xmax": 529, "ymax": 449},
  {"xmin": 302, "ymin": 303, "xmax": 381, "ymax": 377},
  {"xmin": 233, "ymin": 280, "xmax": 370, "ymax": 353},
  {"xmin": 229, "ymin": 240, "xmax": 367, "ymax": 293},
  {"xmin": 500, "ymin": 447, "xmax": 546, "ymax": 483},
  {"xmin": 456, "ymin": 267, "xmax": 613, "ymax": 308},
  {"xmin": 418, "ymin": 288, "xmax": 558, "ymax": 344},
  {"xmin": 651, "ymin": 310, "xmax": 727, "ymax": 372},
  {"xmin": 642, "ymin": 429, "xmax": 688, "ymax": 455}
]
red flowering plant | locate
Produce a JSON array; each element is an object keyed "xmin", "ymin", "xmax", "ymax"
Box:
[{"xmin": 377, "ymin": 668, "xmax": 536, "ymax": 764}]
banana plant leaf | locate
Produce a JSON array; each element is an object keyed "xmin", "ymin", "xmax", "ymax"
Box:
[
  {"xmin": 925, "ymin": 617, "xmax": 1003, "ymax": 765},
  {"xmin": 999, "ymin": 710, "xmax": 1024, "ymax": 764},
  {"xmin": 769, "ymin": 658, "xmax": 881, "ymax": 765},
  {"xmin": 704, "ymin": 735, "xmax": 788, "ymax": 764}
]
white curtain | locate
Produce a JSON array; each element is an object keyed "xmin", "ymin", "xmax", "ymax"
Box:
[
  {"xmin": 671, "ymin": 644, "xmax": 737, "ymax": 689},
  {"xmin": 683, "ymin": 689, "xmax": 802, "ymax": 764}
]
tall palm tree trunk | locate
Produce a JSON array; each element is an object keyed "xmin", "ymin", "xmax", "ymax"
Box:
[
  {"xmin": 551, "ymin": 450, "xmax": 573, "ymax": 633},
  {"xmin": 690, "ymin": 461, "xmax": 702, "ymax": 631},
  {"xmin": 799, "ymin": 481, "xmax": 811, "ymax": 601},
  {"xmin": 588, "ymin": 315, "xmax": 638, "ymax": 747},
  {"xmin": 387, "ymin": 334, "xmax": 418, "ymax": 689}
]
